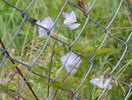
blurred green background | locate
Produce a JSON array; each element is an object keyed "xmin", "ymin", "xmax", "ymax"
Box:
[{"xmin": 0, "ymin": 0, "xmax": 132, "ymax": 100}]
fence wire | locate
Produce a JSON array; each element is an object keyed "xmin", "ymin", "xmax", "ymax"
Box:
[{"xmin": 0, "ymin": 0, "xmax": 132, "ymax": 100}]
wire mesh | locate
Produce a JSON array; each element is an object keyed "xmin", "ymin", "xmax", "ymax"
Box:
[{"xmin": 0, "ymin": 0, "xmax": 132, "ymax": 100}]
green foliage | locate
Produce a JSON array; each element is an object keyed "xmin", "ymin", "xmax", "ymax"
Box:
[
  {"xmin": 95, "ymin": 48, "xmax": 113, "ymax": 56},
  {"xmin": 6, "ymin": 63, "xmax": 18, "ymax": 70},
  {"xmin": 0, "ymin": 0, "xmax": 131, "ymax": 100}
]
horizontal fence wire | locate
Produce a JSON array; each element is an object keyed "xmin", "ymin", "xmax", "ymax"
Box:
[{"xmin": 0, "ymin": 0, "xmax": 132, "ymax": 100}]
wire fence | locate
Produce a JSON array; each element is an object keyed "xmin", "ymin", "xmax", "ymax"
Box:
[{"xmin": 0, "ymin": 0, "xmax": 132, "ymax": 100}]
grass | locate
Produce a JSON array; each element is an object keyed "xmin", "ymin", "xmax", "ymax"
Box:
[{"xmin": 0, "ymin": 0, "xmax": 132, "ymax": 100}]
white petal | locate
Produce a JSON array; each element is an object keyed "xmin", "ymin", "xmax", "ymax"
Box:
[
  {"xmin": 99, "ymin": 75, "xmax": 104, "ymax": 79},
  {"xmin": 66, "ymin": 23, "xmax": 80, "ymax": 30},
  {"xmin": 38, "ymin": 27, "xmax": 54, "ymax": 38},
  {"xmin": 90, "ymin": 77, "xmax": 104, "ymax": 88},
  {"xmin": 60, "ymin": 52, "xmax": 81, "ymax": 73},
  {"xmin": 90, "ymin": 78, "xmax": 99, "ymax": 85},
  {"xmin": 90, "ymin": 78, "xmax": 103, "ymax": 88},
  {"xmin": 61, "ymin": 52, "xmax": 75, "ymax": 65},
  {"xmin": 39, "ymin": 28, "xmax": 47, "ymax": 37},
  {"xmin": 60, "ymin": 55, "xmax": 67, "ymax": 65},
  {"xmin": 62, "ymin": 12, "xmax": 69, "ymax": 18},
  {"xmin": 69, "ymin": 11, "xmax": 77, "ymax": 22},
  {"xmin": 72, "ymin": 56, "xmax": 81, "ymax": 68},
  {"xmin": 67, "ymin": 52, "xmax": 81, "ymax": 68},
  {"xmin": 90, "ymin": 76, "xmax": 112, "ymax": 89},
  {"xmin": 96, "ymin": 81, "xmax": 104, "ymax": 88},
  {"xmin": 103, "ymin": 78, "xmax": 112, "ymax": 90},
  {"xmin": 36, "ymin": 21, "xmax": 41, "ymax": 25},
  {"xmin": 64, "ymin": 11, "xmax": 77, "ymax": 25},
  {"xmin": 66, "ymin": 66, "xmax": 77, "ymax": 73},
  {"xmin": 37, "ymin": 17, "xmax": 54, "ymax": 38},
  {"xmin": 42, "ymin": 17, "xmax": 54, "ymax": 29},
  {"xmin": 71, "ymin": 68, "xmax": 77, "ymax": 73}
]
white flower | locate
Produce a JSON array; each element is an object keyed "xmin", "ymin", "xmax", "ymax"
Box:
[
  {"xmin": 90, "ymin": 76, "xmax": 104, "ymax": 88},
  {"xmin": 0, "ymin": 78, "xmax": 10, "ymax": 85},
  {"xmin": 60, "ymin": 52, "xmax": 81, "ymax": 73},
  {"xmin": 90, "ymin": 76, "xmax": 112, "ymax": 90},
  {"xmin": 103, "ymin": 78, "xmax": 112, "ymax": 89},
  {"xmin": 36, "ymin": 17, "xmax": 54, "ymax": 38},
  {"xmin": 62, "ymin": 11, "xmax": 80, "ymax": 30}
]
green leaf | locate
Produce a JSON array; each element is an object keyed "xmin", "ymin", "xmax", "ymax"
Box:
[
  {"xmin": 0, "ymin": 84, "xmax": 17, "ymax": 95},
  {"xmin": 80, "ymin": 84, "xmax": 87, "ymax": 89},
  {"xmin": 8, "ymin": 89, "xmax": 17, "ymax": 95},
  {"xmin": 0, "ymin": 84, "xmax": 7, "ymax": 89},
  {"xmin": 54, "ymin": 48, "xmax": 63, "ymax": 52},
  {"xmin": 95, "ymin": 48, "xmax": 112, "ymax": 56},
  {"xmin": 8, "ymin": 0, "xmax": 17, "ymax": 5},
  {"xmin": 6, "ymin": 63, "xmax": 19, "ymax": 70},
  {"xmin": 7, "ymin": 83, "xmax": 16, "ymax": 89},
  {"xmin": 48, "ymin": 81, "xmax": 62, "ymax": 88},
  {"xmin": 63, "ymin": 82, "xmax": 72, "ymax": 89},
  {"xmin": 32, "ymin": 67, "xmax": 43, "ymax": 73},
  {"xmin": 0, "ymin": 33, "xmax": 2, "ymax": 38},
  {"xmin": 44, "ymin": 81, "xmax": 63, "ymax": 89}
]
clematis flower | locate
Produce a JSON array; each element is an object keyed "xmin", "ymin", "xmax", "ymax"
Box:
[
  {"xmin": 36, "ymin": 17, "xmax": 54, "ymax": 38},
  {"xmin": 62, "ymin": 11, "xmax": 80, "ymax": 30},
  {"xmin": 90, "ymin": 76, "xmax": 112, "ymax": 90},
  {"xmin": 60, "ymin": 52, "xmax": 81, "ymax": 73}
]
